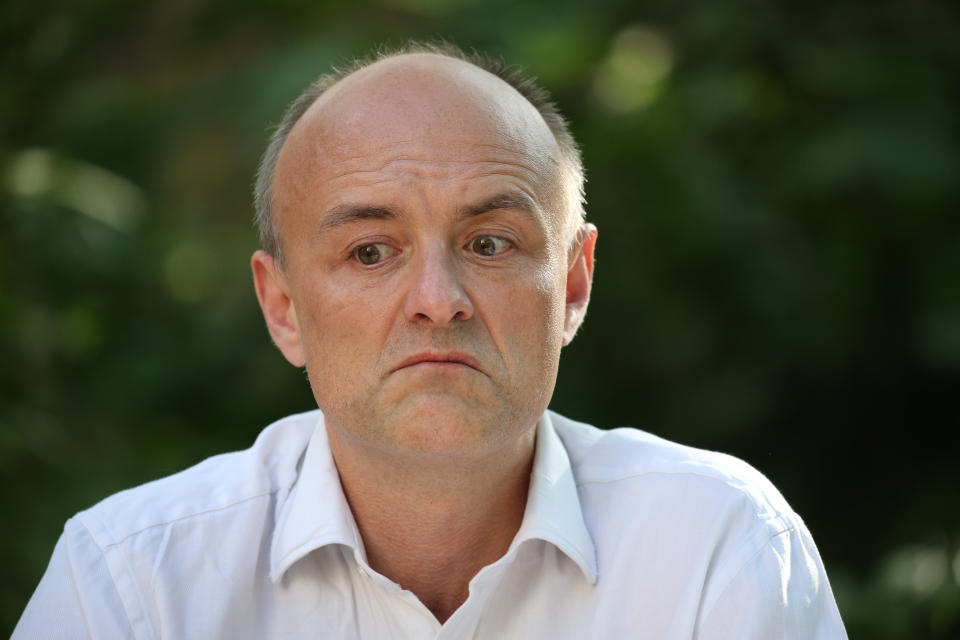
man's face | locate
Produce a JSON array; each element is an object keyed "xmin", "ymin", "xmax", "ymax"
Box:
[{"xmin": 253, "ymin": 54, "xmax": 594, "ymax": 461}]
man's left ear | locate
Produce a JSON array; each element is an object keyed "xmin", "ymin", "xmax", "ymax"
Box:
[{"xmin": 563, "ymin": 223, "xmax": 598, "ymax": 345}]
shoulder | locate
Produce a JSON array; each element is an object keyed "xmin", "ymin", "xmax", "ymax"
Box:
[
  {"xmin": 548, "ymin": 410, "xmax": 801, "ymax": 539},
  {"xmin": 73, "ymin": 409, "xmax": 321, "ymax": 550},
  {"xmin": 548, "ymin": 411, "xmax": 834, "ymax": 628}
]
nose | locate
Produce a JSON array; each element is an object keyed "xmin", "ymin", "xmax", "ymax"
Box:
[{"xmin": 403, "ymin": 245, "xmax": 474, "ymax": 325}]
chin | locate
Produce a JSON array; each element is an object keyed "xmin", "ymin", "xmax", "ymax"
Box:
[{"xmin": 387, "ymin": 396, "xmax": 513, "ymax": 457}]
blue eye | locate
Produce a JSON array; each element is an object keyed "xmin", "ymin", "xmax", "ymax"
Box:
[
  {"xmin": 354, "ymin": 243, "xmax": 395, "ymax": 265},
  {"xmin": 470, "ymin": 236, "xmax": 510, "ymax": 256}
]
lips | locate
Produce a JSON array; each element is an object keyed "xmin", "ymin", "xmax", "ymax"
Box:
[{"xmin": 390, "ymin": 351, "xmax": 485, "ymax": 375}]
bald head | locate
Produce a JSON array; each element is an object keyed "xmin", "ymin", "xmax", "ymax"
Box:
[
  {"xmin": 292, "ymin": 53, "xmax": 558, "ymax": 174},
  {"xmin": 254, "ymin": 44, "xmax": 585, "ymax": 264}
]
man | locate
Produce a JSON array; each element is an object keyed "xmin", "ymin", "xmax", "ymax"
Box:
[{"xmin": 15, "ymin": 43, "xmax": 847, "ymax": 638}]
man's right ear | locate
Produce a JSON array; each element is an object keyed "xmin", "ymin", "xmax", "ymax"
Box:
[{"xmin": 251, "ymin": 250, "xmax": 306, "ymax": 367}]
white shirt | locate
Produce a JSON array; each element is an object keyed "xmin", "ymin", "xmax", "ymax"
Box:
[{"xmin": 14, "ymin": 410, "xmax": 847, "ymax": 639}]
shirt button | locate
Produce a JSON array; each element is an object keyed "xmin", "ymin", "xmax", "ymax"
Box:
[{"xmin": 357, "ymin": 566, "xmax": 369, "ymax": 578}]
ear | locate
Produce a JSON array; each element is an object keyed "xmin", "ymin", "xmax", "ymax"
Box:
[
  {"xmin": 563, "ymin": 223, "xmax": 598, "ymax": 345},
  {"xmin": 251, "ymin": 250, "xmax": 306, "ymax": 367}
]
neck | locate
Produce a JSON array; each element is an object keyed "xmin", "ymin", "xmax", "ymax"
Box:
[{"xmin": 327, "ymin": 426, "xmax": 536, "ymax": 623}]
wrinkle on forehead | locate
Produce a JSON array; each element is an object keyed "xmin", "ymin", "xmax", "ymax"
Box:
[
  {"xmin": 322, "ymin": 156, "xmax": 546, "ymax": 188},
  {"xmin": 311, "ymin": 155, "xmax": 548, "ymax": 236}
]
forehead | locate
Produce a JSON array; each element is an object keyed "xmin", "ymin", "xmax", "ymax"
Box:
[{"xmin": 272, "ymin": 55, "xmax": 561, "ymax": 221}]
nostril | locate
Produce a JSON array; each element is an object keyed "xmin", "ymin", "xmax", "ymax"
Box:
[{"xmin": 402, "ymin": 254, "xmax": 475, "ymax": 324}]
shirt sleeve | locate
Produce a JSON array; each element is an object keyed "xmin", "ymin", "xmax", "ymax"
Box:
[
  {"xmin": 695, "ymin": 523, "xmax": 848, "ymax": 640},
  {"xmin": 12, "ymin": 518, "xmax": 137, "ymax": 640}
]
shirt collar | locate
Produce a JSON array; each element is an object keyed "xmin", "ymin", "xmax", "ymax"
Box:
[
  {"xmin": 270, "ymin": 414, "xmax": 363, "ymax": 582},
  {"xmin": 270, "ymin": 411, "xmax": 598, "ymax": 585},
  {"xmin": 511, "ymin": 412, "xmax": 598, "ymax": 584}
]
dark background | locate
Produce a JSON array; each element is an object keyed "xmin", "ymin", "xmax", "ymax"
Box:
[{"xmin": 2, "ymin": 0, "xmax": 958, "ymax": 637}]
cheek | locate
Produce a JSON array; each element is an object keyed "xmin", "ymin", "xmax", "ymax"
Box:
[
  {"xmin": 300, "ymin": 276, "xmax": 390, "ymax": 337},
  {"xmin": 504, "ymin": 265, "xmax": 566, "ymax": 412},
  {"xmin": 532, "ymin": 257, "xmax": 569, "ymax": 329},
  {"xmin": 295, "ymin": 282, "xmax": 387, "ymax": 381},
  {"xmin": 498, "ymin": 262, "xmax": 567, "ymax": 360}
]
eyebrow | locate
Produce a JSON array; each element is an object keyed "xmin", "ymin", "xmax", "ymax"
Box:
[
  {"xmin": 314, "ymin": 204, "xmax": 399, "ymax": 239},
  {"xmin": 314, "ymin": 191, "xmax": 543, "ymax": 239},
  {"xmin": 458, "ymin": 192, "xmax": 542, "ymax": 219}
]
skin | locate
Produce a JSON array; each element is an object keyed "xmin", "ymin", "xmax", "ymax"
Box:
[{"xmin": 252, "ymin": 53, "xmax": 597, "ymax": 622}]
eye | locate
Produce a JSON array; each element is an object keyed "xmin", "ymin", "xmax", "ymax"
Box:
[
  {"xmin": 469, "ymin": 235, "xmax": 511, "ymax": 257},
  {"xmin": 353, "ymin": 243, "xmax": 395, "ymax": 265}
]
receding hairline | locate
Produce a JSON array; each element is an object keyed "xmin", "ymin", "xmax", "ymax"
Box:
[
  {"xmin": 302, "ymin": 51, "xmax": 500, "ymax": 108},
  {"xmin": 253, "ymin": 42, "xmax": 586, "ymax": 265},
  {"xmin": 286, "ymin": 52, "xmax": 562, "ymax": 169}
]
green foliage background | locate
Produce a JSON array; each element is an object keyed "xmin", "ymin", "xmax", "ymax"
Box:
[{"xmin": 2, "ymin": 0, "xmax": 958, "ymax": 636}]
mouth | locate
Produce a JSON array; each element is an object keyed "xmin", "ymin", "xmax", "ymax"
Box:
[{"xmin": 390, "ymin": 352, "xmax": 486, "ymax": 375}]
